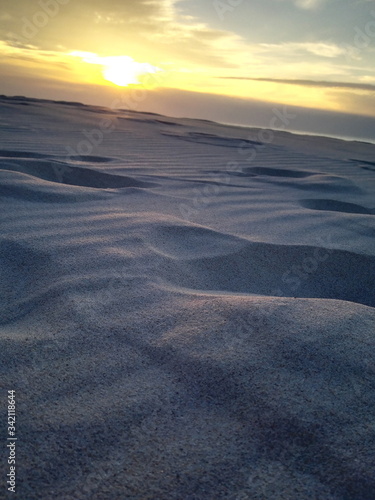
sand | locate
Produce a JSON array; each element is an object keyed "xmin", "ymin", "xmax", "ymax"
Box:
[{"xmin": 1, "ymin": 95, "xmax": 375, "ymax": 499}]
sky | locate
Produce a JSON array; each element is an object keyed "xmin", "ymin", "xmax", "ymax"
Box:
[{"xmin": 1, "ymin": 0, "xmax": 375, "ymax": 139}]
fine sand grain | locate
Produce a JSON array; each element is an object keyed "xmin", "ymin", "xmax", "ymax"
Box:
[{"xmin": 1, "ymin": 96, "xmax": 374, "ymax": 499}]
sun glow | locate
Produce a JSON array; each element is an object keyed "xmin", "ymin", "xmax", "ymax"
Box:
[
  {"xmin": 102, "ymin": 56, "xmax": 161, "ymax": 86},
  {"xmin": 70, "ymin": 52, "xmax": 162, "ymax": 86}
]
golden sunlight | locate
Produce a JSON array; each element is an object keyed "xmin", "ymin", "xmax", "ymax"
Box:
[{"xmin": 70, "ymin": 52, "xmax": 162, "ymax": 86}]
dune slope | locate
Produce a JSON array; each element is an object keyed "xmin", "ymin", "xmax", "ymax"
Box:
[{"xmin": 1, "ymin": 96, "xmax": 375, "ymax": 500}]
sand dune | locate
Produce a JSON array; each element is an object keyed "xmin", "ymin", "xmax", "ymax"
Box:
[
  {"xmin": 240, "ymin": 166, "xmax": 316, "ymax": 178},
  {"xmin": 151, "ymin": 228, "xmax": 375, "ymax": 307},
  {"xmin": 299, "ymin": 198, "xmax": 374, "ymax": 215},
  {"xmin": 1, "ymin": 95, "xmax": 375, "ymax": 499},
  {"xmin": 162, "ymin": 130, "xmax": 263, "ymax": 149},
  {"xmin": 0, "ymin": 158, "xmax": 156, "ymax": 189}
]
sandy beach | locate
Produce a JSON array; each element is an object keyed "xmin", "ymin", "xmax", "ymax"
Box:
[{"xmin": 1, "ymin": 95, "xmax": 375, "ymax": 499}]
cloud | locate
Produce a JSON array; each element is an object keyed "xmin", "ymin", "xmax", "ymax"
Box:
[
  {"xmin": 218, "ymin": 76, "xmax": 375, "ymax": 92},
  {"xmin": 0, "ymin": 0, "xmax": 253, "ymax": 70},
  {"xmin": 0, "ymin": 13, "xmax": 12, "ymax": 21},
  {"xmin": 328, "ymin": 88, "xmax": 375, "ymax": 116},
  {"xmin": 294, "ymin": 0, "xmax": 325, "ymax": 8},
  {"xmin": 0, "ymin": 40, "xmax": 61, "ymax": 62},
  {"xmin": 278, "ymin": 0, "xmax": 327, "ymax": 9},
  {"xmin": 258, "ymin": 42, "xmax": 347, "ymax": 58},
  {"xmin": 1, "ymin": 0, "xmax": 374, "ymax": 119}
]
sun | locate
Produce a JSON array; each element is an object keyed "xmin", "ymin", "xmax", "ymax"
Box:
[
  {"xmin": 70, "ymin": 52, "xmax": 162, "ymax": 87},
  {"xmin": 103, "ymin": 57, "xmax": 140, "ymax": 86},
  {"xmin": 102, "ymin": 56, "xmax": 160, "ymax": 86}
]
